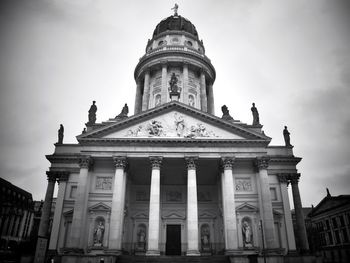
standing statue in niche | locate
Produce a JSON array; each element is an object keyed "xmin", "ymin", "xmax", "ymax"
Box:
[
  {"xmin": 57, "ymin": 124, "xmax": 64, "ymax": 144},
  {"xmin": 221, "ymin": 105, "xmax": 233, "ymax": 121},
  {"xmin": 283, "ymin": 126, "xmax": 292, "ymax": 147},
  {"xmin": 242, "ymin": 220, "xmax": 253, "ymax": 248},
  {"xmin": 88, "ymin": 101, "xmax": 97, "ymax": 124},
  {"xmin": 93, "ymin": 221, "xmax": 105, "ymax": 246},
  {"xmin": 136, "ymin": 227, "xmax": 146, "ymax": 251},
  {"xmin": 169, "ymin": 73, "xmax": 180, "ymax": 92},
  {"xmin": 251, "ymin": 103, "xmax": 260, "ymax": 125}
]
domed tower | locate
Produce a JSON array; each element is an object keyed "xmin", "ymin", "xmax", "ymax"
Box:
[{"xmin": 134, "ymin": 10, "xmax": 216, "ymax": 115}]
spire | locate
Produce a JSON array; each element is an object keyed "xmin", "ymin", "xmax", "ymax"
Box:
[{"xmin": 326, "ymin": 188, "xmax": 331, "ymax": 197}]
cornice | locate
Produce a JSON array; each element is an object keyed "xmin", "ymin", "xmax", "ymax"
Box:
[
  {"xmin": 46, "ymin": 154, "xmax": 80, "ymax": 164},
  {"xmin": 269, "ymin": 156, "xmax": 302, "ymax": 165}
]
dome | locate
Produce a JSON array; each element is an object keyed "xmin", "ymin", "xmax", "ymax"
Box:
[{"xmin": 152, "ymin": 15, "xmax": 199, "ymax": 39}]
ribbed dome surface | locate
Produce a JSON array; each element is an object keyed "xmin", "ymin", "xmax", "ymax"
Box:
[{"xmin": 152, "ymin": 15, "xmax": 199, "ymax": 39}]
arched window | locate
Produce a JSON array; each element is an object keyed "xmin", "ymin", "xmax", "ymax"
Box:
[
  {"xmin": 188, "ymin": 94, "xmax": 195, "ymax": 107},
  {"xmin": 155, "ymin": 94, "xmax": 161, "ymax": 107}
]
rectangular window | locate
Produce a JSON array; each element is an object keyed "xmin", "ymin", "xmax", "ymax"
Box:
[
  {"xmin": 335, "ymin": 230, "xmax": 341, "ymax": 244},
  {"xmin": 342, "ymin": 229, "xmax": 349, "ymax": 243},
  {"xmin": 270, "ymin": 188, "xmax": 277, "ymax": 201},
  {"xmin": 340, "ymin": 215, "xmax": 345, "ymax": 227},
  {"xmin": 328, "ymin": 232, "xmax": 334, "ymax": 245},
  {"xmin": 70, "ymin": 186, "xmax": 77, "ymax": 199},
  {"xmin": 332, "ymin": 218, "xmax": 338, "ymax": 228},
  {"xmin": 326, "ymin": 220, "xmax": 330, "ymax": 230}
]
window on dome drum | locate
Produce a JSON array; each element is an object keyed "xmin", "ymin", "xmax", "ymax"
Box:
[
  {"xmin": 270, "ymin": 187, "xmax": 277, "ymax": 201},
  {"xmin": 155, "ymin": 94, "xmax": 161, "ymax": 107},
  {"xmin": 158, "ymin": 40, "xmax": 165, "ymax": 46},
  {"xmin": 186, "ymin": 40, "xmax": 193, "ymax": 47},
  {"xmin": 70, "ymin": 185, "xmax": 77, "ymax": 199},
  {"xmin": 188, "ymin": 94, "xmax": 195, "ymax": 107}
]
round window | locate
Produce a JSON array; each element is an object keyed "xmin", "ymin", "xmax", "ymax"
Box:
[{"xmin": 186, "ymin": 41, "xmax": 193, "ymax": 47}]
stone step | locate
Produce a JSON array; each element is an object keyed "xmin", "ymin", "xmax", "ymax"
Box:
[{"xmin": 117, "ymin": 255, "xmax": 229, "ymax": 263}]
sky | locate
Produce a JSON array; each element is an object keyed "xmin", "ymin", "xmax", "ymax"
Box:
[{"xmin": 0, "ymin": 0, "xmax": 349, "ymax": 208}]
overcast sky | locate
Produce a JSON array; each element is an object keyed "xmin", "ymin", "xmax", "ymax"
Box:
[{"xmin": 0, "ymin": 0, "xmax": 349, "ymax": 208}]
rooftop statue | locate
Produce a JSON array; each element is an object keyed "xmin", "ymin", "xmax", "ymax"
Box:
[
  {"xmin": 116, "ymin": 103, "xmax": 129, "ymax": 119},
  {"xmin": 251, "ymin": 103, "xmax": 260, "ymax": 126},
  {"xmin": 221, "ymin": 105, "xmax": 233, "ymax": 121},
  {"xmin": 57, "ymin": 124, "xmax": 64, "ymax": 144},
  {"xmin": 283, "ymin": 126, "xmax": 292, "ymax": 147},
  {"xmin": 171, "ymin": 3, "xmax": 179, "ymax": 16},
  {"xmin": 88, "ymin": 101, "xmax": 97, "ymax": 125}
]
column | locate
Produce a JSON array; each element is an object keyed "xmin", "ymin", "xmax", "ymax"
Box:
[
  {"xmin": 207, "ymin": 83, "xmax": 215, "ymax": 115},
  {"xmin": 256, "ymin": 158, "xmax": 276, "ymax": 249},
  {"xmin": 161, "ymin": 62, "xmax": 168, "ymax": 104},
  {"xmin": 146, "ymin": 157, "xmax": 162, "ymax": 256},
  {"xmin": 38, "ymin": 172, "xmax": 57, "ymax": 237},
  {"xmin": 289, "ymin": 173, "xmax": 309, "ymax": 252},
  {"xmin": 183, "ymin": 62, "xmax": 189, "ymax": 105},
  {"xmin": 278, "ymin": 174, "xmax": 296, "ymax": 251},
  {"xmin": 200, "ymin": 70, "xmax": 208, "ymax": 112},
  {"xmin": 49, "ymin": 172, "xmax": 69, "ymax": 251},
  {"xmin": 108, "ymin": 156, "xmax": 127, "ymax": 253},
  {"xmin": 221, "ymin": 157, "xmax": 238, "ymax": 252},
  {"xmin": 134, "ymin": 80, "xmax": 143, "ymax": 114},
  {"xmin": 18, "ymin": 210, "xmax": 28, "ymax": 239},
  {"xmin": 142, "ymin": 70, "xmax": 150, "ymax": 111},
  {"xmin": 68, "ymin": 156, "xmax": 92, "ymax": 250},
  {"xmin": 34, "ymin": 172, "xmax": 57, "ymax": 263},
  {"xmin": 185, "ymin": 158, "xmax": 200, "ymax": 256}
]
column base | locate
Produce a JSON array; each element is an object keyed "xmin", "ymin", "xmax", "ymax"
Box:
[
  {"xmin": 186, "ymin": 250, "xmax": 200, "ymax": 256},
  {"xmin": 146, "ymin": 250, "xmax": 160, "ymax": 256}
]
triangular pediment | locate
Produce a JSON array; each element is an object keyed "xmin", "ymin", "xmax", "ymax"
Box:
[
  {"xmin": 199, "ymin": 210, "xmax": 217, "ymax": 219},
  {"xmin": 131, "ymin": 211, "xmax": 149, "ymax": 219},
  {"xmin": 88, "ymin": 202, "xmax": 111, "ymax": 212},
  {"xmin": 162, "ymin": 210, "xmax": 186, "ymax": 219},
  {"xmin": 78, "ymin": 102, "xmax": 270, "ymax": 144},
  {"xmin": 236, "ymin": 202, "xmax": 259, "ymax": 212}
]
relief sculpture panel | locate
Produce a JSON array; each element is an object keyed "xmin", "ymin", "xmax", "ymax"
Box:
[{"xmin": 235, "ymin": 178, "xmax": 252, "ymax": 192}]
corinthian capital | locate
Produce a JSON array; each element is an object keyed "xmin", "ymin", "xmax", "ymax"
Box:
[
  {"xmin": 277, "ymin": 173, "xmax": 289, "ymax": 184},
  {"xmin": 150, "ymin": 156, "xmax": 163, "ymax": 169},
  {"xmin": 185, "ymin": 157, "xmax": 197, "ymax": 170},
  {"xmin": 113, "ymin": 156, "xmax": 127, "ymax": 169},
  {"xmin": 289, "ymin": 173, "xmax": 301, "ymax": 185},
  {"xmin": 255, "ymin": 157, "xmax": 270, "ymax": 170},
  {"xmin": 221, "ymin": 157, "xmax": 235, "ymax": 170},
  {"xmin": 79, "ymin": 156, "xmax": 92, "ymax": 168},
  {"xmin": 46, "ymin": 171, "xmax": 58, "ymax": 182}
]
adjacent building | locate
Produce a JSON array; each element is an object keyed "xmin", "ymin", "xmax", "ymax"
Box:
[
  {"xmin": 308, "ymin": 190, "xmax": 350, "ymax": 263},
  {"xmin": 38, "ymin": 9, "xmax": 312, "ymax": 263}
]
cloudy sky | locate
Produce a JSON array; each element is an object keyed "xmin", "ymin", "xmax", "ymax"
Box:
[{"xmin": 0, "ymin": 0, "xmax": 349, "ymax": 207}]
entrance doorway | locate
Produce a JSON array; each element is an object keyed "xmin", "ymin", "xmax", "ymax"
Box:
[{"xmin": 165, "ymin": 224, "xmax": 181, "ymax": 255}]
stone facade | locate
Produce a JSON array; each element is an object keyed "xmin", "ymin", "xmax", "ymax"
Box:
[{"xmin": 39, "ymin": 11, "xmax": 312, "ymax": 263}]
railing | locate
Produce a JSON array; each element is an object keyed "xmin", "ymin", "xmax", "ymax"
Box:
[{"xmin": 141, "ymin": 45, "xmax": 211, "ymax": 63}]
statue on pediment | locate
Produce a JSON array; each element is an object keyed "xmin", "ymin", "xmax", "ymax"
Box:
[
  {"xmin": 283, "ymin": 126, "xmax": 292, "ymax": 147},
  {"xmin": 57, "ymin": 124, "xmax": 64, "ymax": 144},
  {"xmin": 251, "ymin": 103, "xmax": 260, "ymax": 125},
  {"xmin": 116, "ymin": 103, "xmax": 129, "ymax": 119},
  {"xmin": 221, "ymin": 105, "xmax": 233, "ymax": 121},
  {"xmin": 88, "ymin": 101, "xmax": 97, "ymax": 124}
]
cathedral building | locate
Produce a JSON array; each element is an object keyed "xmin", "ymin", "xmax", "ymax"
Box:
[{"xmin": 38, "ymin": 9, "xmax": 312, "ymax": 263}]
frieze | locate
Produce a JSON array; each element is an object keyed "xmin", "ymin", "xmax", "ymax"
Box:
[
  {"xmin": 166, "ymin": 191, "xmax": 182, "ymax": 202},
  {"xmin": 136, "ymin": 191, "xmax": 149, "ymax": 201},
  {"xmin": 235, "ymin": 178, "xmax": 252, "ymax": 192},
  {"xmin": 124, "ymin": 113, "xmax": 219, "ymax": 139},
  {"xmin": 198, "ymin": 191, "xmax": 212, "ymax": 202},
  {"xmin": 95, "ymin": 177, "xmax": 112, "ymax": 190}
]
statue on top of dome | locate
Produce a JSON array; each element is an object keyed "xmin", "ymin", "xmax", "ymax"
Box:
[{"xmin": 171, "ymin": 3, "xmax": 179, "ymax": 16}]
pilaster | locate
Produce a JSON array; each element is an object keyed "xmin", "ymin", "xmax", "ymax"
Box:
[
  {"xmin": 200, "ymin": 69, "xmax": 207, "ymax": 112},
  {"xmin": 142, "ymin": 70, "xmax": 151, "ymax": 111},
  {"xmin": 161, "ymin": 62, "xmax": 168, "ymax": 104},
  {"xmin": 134, "ymin": 80, "xmax": 143, "ymax": 114}
]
